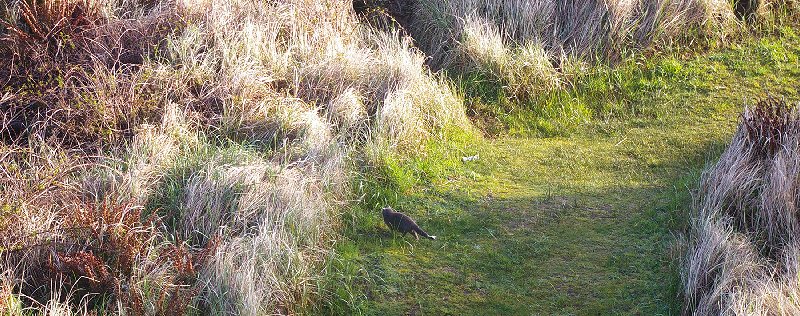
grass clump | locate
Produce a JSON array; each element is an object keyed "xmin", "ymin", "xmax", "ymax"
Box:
[
  {"xmin": 362, "ymin": 0, "xmax": 798, "ymax": 119},
  {"xmin": 1, "ymin": 0, "xmax": 471, "ymax": 314},
  {"xmin": 683, "ymin": 97, "xmax": 800, "ymax": 315},
  {"xmin": 0, "ymin": 136, "xmax": 208, "ymax": 314},
  {"xmin": 0, "ymin": 0, "xmax": 177, "ymax": 148},
  {"xmin": 394, "ymin": 0, "xmax": 742, "ymax": 69}
]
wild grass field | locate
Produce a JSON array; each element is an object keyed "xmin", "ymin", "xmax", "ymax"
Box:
[
  {"xmin": 334, "ymin": 31, "xmax": 800, "ymax": 315},
  {"xmin": 1, "ymin": 0, "xmax": 799, "ymax": 315}
]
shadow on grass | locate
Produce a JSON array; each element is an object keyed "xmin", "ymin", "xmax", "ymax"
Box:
[
  {"xmin": 335, "ymin": 177, "xmax": 706, "ymax": 314},
  {"xmin": 321, "ymin": 122, "xmax": 733, "ymax": 314}
]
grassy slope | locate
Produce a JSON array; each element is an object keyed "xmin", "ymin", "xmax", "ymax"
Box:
[{"xmin": 327, "ymin": 29, "xmax": 800, "ymax": 315}]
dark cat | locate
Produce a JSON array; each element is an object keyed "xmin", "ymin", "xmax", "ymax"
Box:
[{"xmin": 382, "ymin": 206, "xmax": 436, "ymax": 240}]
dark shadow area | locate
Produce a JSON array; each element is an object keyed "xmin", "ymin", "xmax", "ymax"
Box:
[{"xmin": 734, "ymin": 0, "xmax": 759, "ymax": 21}]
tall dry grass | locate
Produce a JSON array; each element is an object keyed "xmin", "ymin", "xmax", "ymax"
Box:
[
  {"xmin": 683, "ymin": 97, "xmax": 800, "ymax": 315},
  {"xmin": 2, "ymin": 0, "xmax": 796, "ymax": 314},
  {"xmin": 377, "ymin": 0, "xmax": 796, "ymax": 99},
  {"xmin": 1, "ymin": 0, "xmax": 468, "ymax": 314},
  {"xmin": 406, "ymin": 0, "xmax": 740, "ymax": 65}
]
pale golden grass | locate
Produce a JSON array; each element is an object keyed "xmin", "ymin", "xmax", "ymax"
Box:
[
  {"xmin": 404, "ymin": 0, "xmax": 750, "ymax": 97},
  {"xmin": 683, "ymin": 99, "xmax": 800, "ymax": 315},
  {"xmin": 154, "ymin": 3, "xmax": 466, "ymax": 312},
  {"xmin": 755, "ymin": 0, "xmax": 800, "ymax": 23},
  {"xmin": 460, "ymin": 16, "xmax": 561, "ymax": 98},
  {"xmin": 2, "ymin": 0, "xmax": 468, "ymax": 314}
]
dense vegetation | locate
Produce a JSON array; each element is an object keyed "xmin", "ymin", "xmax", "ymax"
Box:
[{"xmin": 0, "ymin": 0, "xmax": 798, "ymax": 314}]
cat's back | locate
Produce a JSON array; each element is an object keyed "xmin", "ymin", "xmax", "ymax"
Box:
[
  {"xmin": 395, "ymin": 212, "xmax": 418, "ymax": 232},
  {"xmin": 383, "ymin": 208, "xmax": 401, "ymax": 228}
]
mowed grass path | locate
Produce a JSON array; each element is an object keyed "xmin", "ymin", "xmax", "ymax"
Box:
[{"xmin": 329, "ymin": 30, "xmax": 800, "ymax": 315}]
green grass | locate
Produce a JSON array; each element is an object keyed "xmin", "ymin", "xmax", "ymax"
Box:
[
  {"xmin": 322, "ymin": 27, "xmax": 800, "ymax": 315},
  {"xmin": 465, "ymin": 27, "xmax": 800, "ymax": 138}
]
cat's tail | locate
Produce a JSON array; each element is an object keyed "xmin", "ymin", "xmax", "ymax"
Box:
[{"xmin": 414, "ymin": 226, "xmax": 436, "ymax": 240}]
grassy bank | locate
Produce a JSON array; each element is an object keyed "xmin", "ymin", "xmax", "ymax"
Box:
[
  {"xmin": 1, "ymin": 0, "xmax": 799, "ymax": 314},
  {"xmin": 328, "ymin": 30, "xmax": 800, "ymax": 314},
  {"xmin": 0, "ymin": 0, "xmax": 467, "ymax": 314}
]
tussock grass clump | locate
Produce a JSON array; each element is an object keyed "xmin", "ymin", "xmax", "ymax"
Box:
[
  {"xmin": 364, "ymin": 0, "xmax": 796, "ymax": 102},
  {"xmin": 459, "ymin": 16, "xmax": 561, "ymax": 99},
  {"xmin": 736, "ymin": 0, "xmax": 800, "ymax": 24},
  {"xmin": 0, "ymin": 0, "xmax": 178, "ymax": 148},
  {"xmin": 683, "ymin": 97, "xmax": 800, "ymax": 315},
  {"xmin": 1, "ymin": 0, "xmax": 470, "ymax": 314},
  {"xmin": 0, "ymin": 138, "xmax": 207, "ymax": 314},
  {"xmin": 402, "ymin": 0, "xmax": 740, "ymax": 67}
]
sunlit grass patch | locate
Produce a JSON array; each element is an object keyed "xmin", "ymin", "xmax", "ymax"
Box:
[{"xmin": 332, "ymin": 32, "xmax": 800, "ymax": 314}]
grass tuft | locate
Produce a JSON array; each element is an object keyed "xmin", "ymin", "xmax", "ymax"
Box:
[{"xmin": 683, "ymin": 97, "xmax": 800, "ymax": 314}]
